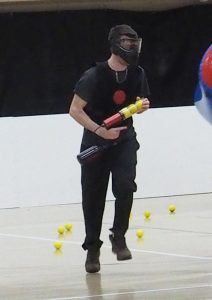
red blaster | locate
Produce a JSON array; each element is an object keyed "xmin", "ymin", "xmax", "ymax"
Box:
[{"xmin": 103, "ymin": 98, "xmax": 143, "ymax": 129}]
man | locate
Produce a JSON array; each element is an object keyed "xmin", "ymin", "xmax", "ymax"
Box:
[{"xmin": 69, "ymin": 24, "xmax": 150, "ymax": 273}]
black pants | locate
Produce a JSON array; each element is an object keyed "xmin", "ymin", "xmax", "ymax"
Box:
[{"xmin": 81, "ymin": 137, "xmax": 140, "ymax": 250}]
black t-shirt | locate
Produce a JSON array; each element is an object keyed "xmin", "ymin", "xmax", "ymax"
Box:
[{"xmin": 74, "ymin": 61, "xmax": 150, "ymax": 146}]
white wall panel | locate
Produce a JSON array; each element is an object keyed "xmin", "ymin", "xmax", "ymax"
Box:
[{"xmin": 0, "ymin": 106, "xmax": 211, "ymax": 209}]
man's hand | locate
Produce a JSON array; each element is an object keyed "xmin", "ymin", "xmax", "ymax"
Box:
[
  {"xmin": 137, "ymin": 98, "xmax": 150, "ymax": 114},
  {"xmin": 96, "ymin": 126, "xmax": 127, "ymax": 140}
]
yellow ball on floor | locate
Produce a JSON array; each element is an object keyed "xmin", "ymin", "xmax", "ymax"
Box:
[
  {"xmin": 57, "ymin": 226, "xmax": 65, "ymax": 234},
  {"xmin": 65, "ymin": 223, "xmax": 72, "ymax": 231},
  {"xmin": 54, "ymin": 241, "xmax": 62, "ymax": 250},
  {"xmin": 144, "ymin": 211, "xmax": 151, "ymax": 218},
  {"xmin": 169, "ymin": 204, "xmax": 176, "ymax": 213},
  {"xmin": 136, "ymin": 229, "xmax": 144, "ymax": 238}
]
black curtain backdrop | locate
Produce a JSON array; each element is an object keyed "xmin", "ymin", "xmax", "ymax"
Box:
[{"xmin": 0, "ymin": 5, "xmax": 211, "ymax": 117}]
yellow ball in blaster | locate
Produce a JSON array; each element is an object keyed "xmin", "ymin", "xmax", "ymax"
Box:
[
  {"xmin": 128, "ymin": 104, "xmax": 137, "ymax": 114},
  {"xmin": 135, "ymin": 99, "xmax": 143, "ymax": 110},
  {"xmin": 121, "ymin": 107, "xmax": 132, "ymax": 119}
]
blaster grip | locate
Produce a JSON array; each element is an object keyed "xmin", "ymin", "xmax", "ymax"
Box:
[
  {"xmin": 77, "ymin": 142, "xmax": 118, "ymax": 165},
  {"xmin": 77, "ymin": 145, "xmax": 104, "ymax": 165}
]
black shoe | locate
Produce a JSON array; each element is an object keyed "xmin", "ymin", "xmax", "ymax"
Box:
[
  {"xmin": 85, "ymin": 249, "xmax": 100, "ymax": 273},
  {"xmin": 109, "ymin": 234, "xmax": 132, "ymax": 261}
]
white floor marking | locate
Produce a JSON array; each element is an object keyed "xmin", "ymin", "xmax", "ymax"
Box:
[
  {"xmin": 129, "ymin": 247, "xmax": 212, "ymax": 260},
  {"xmin": 0, "ymin": 232, "xmax": 212, "ymax": 260},
  {"xmin": 45, "ymin": 284, "xmax": 212, "ymax": 299},
  {"xmin": 0, "ymin": 232, "xmax": 81, "ymax": 244}
]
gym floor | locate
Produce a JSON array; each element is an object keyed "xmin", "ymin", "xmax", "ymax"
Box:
[{"xmin": 0, "ymin": 193, "xmax": 212, "ymax": 300}]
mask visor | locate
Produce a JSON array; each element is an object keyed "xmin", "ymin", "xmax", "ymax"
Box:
[{"xmin": 119, "ymin": 37, "xmax": 142, "ymax": 53}]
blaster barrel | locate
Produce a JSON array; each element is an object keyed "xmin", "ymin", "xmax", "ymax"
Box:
[{"xmin": 103, "ymin": 112, "xmax": 123, "ymax": 129}]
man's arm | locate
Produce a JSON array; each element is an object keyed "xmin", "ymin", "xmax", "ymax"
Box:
[
  {"xmin": 69, "ymin": 94, "xmax": 99, "ymax": 133},
  {"xmin": 69, "ymin": 94, "xmax": 127, "ymax": 140}
]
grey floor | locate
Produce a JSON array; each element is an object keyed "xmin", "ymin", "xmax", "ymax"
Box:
[{"xmin": 0, "ymin": 193, "xmax": 212, "ymax": 300}]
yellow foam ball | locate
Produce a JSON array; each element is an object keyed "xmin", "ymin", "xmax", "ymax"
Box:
[
  {"xmin": 54, "ymin": 241, "xmax": 62, "ymax": 250},
  {"xmin": 128, "ymin": 104, "xmax": 137, "ymax": 114},
  {"xmin": 144, "ymin": 211, "xmax": 151, "ymax": 218},
  {"xmin": 65, "ymin": 223, "xmax": 72, "ymax": 231},
  {"xmin": 121, "ymin": 107, "xmax": 132, "ymax": 119},
  {"xmin": 135, "ymin": 98, "xmax": 143, "ymax": 110},
  {"xmin": 169, "ymin": 204, "xmax": 176, "ymax": 213},
  {"xmin": 136, "ymin": 229, "xmax": 144, "ymax": 238},
  {"xmin": 57, "ymin": 226, "xmax": 65, "ymax": 234}
]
